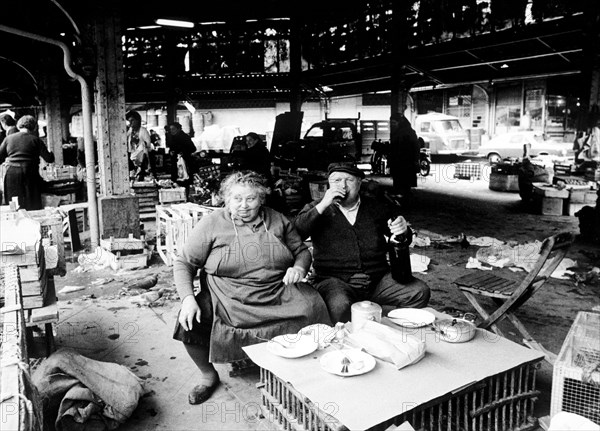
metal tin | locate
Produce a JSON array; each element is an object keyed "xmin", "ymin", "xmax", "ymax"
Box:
[{"xmin": 351, "ymin": 301, "xmax": 382, "ymax": 331}]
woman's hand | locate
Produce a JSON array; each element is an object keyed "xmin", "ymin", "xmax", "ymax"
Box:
[
  {"xmin": 179, "ymin": 295, "xmax": 201, "ymax": 331},
  {"xmin": 283, "ymin": 266, "xmax": 306, "ymax": 285},
  {"xmin": 388, "ymin": 216, "xmax": 409, "ymax": 237}
]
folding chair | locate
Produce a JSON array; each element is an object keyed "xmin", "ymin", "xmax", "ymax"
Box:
[{"xmin": 453, "ymin": 232, "xmax": 575, "ymax": 364}]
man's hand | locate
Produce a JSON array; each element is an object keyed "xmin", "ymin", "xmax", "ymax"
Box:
[
  {"xmin": 315, "ymin": 186, "xmax": 346, "ymax": 213},
  {"xmin": 179, "ymin": 295, "xmax": 201, "ymax": 331},
  {"xmin": 283, "ymin": 266, "xmax": 306, "ymax": 285},
  {"xmin": 388, "ymin": 216, "xmax": 409, "ymax": 237}
]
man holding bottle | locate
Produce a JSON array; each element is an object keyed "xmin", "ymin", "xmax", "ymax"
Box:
[{"xmin": 294, "ymin": 162, "xmax": 430, "ymax": 324}]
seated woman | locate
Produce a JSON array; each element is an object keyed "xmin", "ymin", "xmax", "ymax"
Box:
[{"xmin": 173, "ymin": 170, "xmax": 331, "ymax": 405}]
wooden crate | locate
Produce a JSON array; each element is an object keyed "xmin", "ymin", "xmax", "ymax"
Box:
[
  {"xmin": 156, "ymin": 203, "xmax": 214, "ymax": 266},
  {"xmin": 0, "ymin": 207, "xmax": 66, "ymax": 277},
  {"xmin": 0, "ymin": 265, "xmax": 44, "ymax": 431},
  {"xmin": 159, "ymin": 187, "xmax": 187, "ymax": 204},
  {"xmin": 100, "ymin": 234, "xmax": 150, "ymax": 270}
]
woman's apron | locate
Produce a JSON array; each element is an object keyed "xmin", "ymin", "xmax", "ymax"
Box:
[{"xmin": 204, "ymin": 220, "xmax": 330, "ymax": 363}]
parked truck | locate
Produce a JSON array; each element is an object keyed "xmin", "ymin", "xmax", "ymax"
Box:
[
  {"xmin": 270, "ymin": 119, "xmax": 360, "ymax": 171},
  {"xmin": 270, "ymin": 113, "xmax": 470, "ymax": 171}
]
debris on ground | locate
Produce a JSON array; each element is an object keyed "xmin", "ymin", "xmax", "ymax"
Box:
[{"xmin": 58, "ymin": 285, "xmax": 87, "ymax": 294}]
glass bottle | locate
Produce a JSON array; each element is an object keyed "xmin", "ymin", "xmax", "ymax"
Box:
[{"xmin": 389, "ymin": 230, "xmax": 414, "ymax": 284}]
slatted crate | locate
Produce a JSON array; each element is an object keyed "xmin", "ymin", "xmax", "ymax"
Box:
[
  {"xmin": 159, "ymin": 187, "xmax": 187, "ymax": 204},
  {"xmin": 551, "ymin": 311, "xmax": 600, "ymax": 424},
  {"xmin": 454, "ymin": 162, "xmax": 483, "ymax": 180},
  {"xmin": 156, "ymin": 203, "xmax": 214, "ymax": 266},
  {"xmin": 258, "ymin": 360, "xmax": 541, "ymax": 431}
]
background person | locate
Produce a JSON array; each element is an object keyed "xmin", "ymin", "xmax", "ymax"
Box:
[
  {"xmin": 126, "ymin": 110, "xmax": 152, "ymax": 180},
  {"xmin": 0, "ymin": 113, "xmax": 18, "ymax": 143},
  {"xmin": 0, "ymin": 115, "xmax": 54, "ymax": 209},
  {"xmin": 244, "ymin": 132, "xmax": 272, "ymax": 182},
  {"xmin": 294, "ymin": 162, "xmax": 430, "ymax": 324},
  {"xmin": 172, "ymin": 171, "xmax": 330, "ymax": 405},
  {"xmin": 167, "ymin": 122, "xmax": 197, "ymax": 185},
  {"xmin": 388, "ymin": 112, "xmax": 420, "ymax": 203}
]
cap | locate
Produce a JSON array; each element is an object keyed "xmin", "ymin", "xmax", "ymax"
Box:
[{"xmin": 327, "ymin": 162, "xmax": 365, "ymax": 179}]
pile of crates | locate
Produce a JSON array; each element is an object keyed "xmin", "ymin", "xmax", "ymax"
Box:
[{"xmin": 551, "ymin": 311, "xmax": 600, "ymax": 425}]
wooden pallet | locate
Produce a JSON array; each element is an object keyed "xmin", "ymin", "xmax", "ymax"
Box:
[{"xmin": 156, "ymin": 203, "xmax": 214, "ymax": 266}]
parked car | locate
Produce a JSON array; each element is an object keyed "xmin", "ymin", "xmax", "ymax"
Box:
[
  {"xmin": 414, "ymin": 113, "xmax": 470, "ymax": 155},
  {"xmin": 477, "ymin": 131, "xmax": 573, "ymax": 164}
]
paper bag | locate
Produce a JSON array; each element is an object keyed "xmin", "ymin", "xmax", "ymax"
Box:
[{"xmin": 347, "ymin": 320, "xmax": 426, "ymax": 370}]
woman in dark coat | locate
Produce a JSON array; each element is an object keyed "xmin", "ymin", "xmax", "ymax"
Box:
[{"xmin": 0, "ymin": 115, "xmax": 54, "ymax": 210}]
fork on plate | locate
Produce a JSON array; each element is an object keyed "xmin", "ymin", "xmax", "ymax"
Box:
[{"xmin": 340, "ymin": 357, "xmax": 351, "ymax": 373}]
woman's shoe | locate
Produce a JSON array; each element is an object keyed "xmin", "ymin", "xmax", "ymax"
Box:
[{"xmin": 188, "ymin": 380, "xmax": 220, "ymax": 405}]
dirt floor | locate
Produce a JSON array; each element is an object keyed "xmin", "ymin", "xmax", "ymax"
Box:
[{"xmin": 39, "ymin": 163, "xmax": 600, "ymax": 431}]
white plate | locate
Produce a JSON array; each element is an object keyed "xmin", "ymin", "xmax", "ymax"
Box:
[
  {"xmin": 298, "ymin": 324, "xmax": 337, "ymax": 348},
  {"xmin": 266, "ymin": 334, "xmax": 319, "ymax": 358},
  {"xmin": 388, "ymin": 308, "xmax": 436, "ymax": 328},
  {"xmin": 320, "ymin": 349, "xmax": 376, "ymax": 377}
]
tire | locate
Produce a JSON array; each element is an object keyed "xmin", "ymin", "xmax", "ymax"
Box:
[
  {"xmin": 420, "ymin": 159, "xmax": 430, "ymax": 176},
  {"xmin": 488, "ymin": 153, "xmax": 501, "ymax": 164}
]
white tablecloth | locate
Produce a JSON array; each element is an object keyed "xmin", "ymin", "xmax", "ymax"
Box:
[{"xmin": 243, "ymin": 309, "xmax": 544, "ymax": 431}]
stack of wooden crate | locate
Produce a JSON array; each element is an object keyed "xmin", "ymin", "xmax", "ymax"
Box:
[
  {"xmin": 131, "ymin": 181, "xmax": 159, "ymax": 220},
  {"xmin": 0, "ymin": 265, "xmax": 44, "ymax": 431}
]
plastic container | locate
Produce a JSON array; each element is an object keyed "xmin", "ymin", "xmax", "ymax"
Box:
[{"xmin": 351, "ymin": 301, "xmax": 382, "ymax": 331}]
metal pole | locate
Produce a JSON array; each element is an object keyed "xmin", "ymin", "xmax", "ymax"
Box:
[{"xmin": 0, "ymin": 24, "xmax": 100, "ymax": 248}]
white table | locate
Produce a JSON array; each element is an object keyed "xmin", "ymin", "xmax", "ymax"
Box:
[{"xmin": 244, "ymin": 310, "xmax": 544, "ymax": 431}]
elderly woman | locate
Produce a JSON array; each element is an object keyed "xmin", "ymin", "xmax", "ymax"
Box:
[
  {"xmin": 173, "ymin": 171, "xmax": 330, "ymax": 405},
  {"xmin": 0, "ymin": 115, "xmax": 54, "ymax": 210}
]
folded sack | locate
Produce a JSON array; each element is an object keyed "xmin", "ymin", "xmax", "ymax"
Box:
[{"xmin": 347, "ymin": 320, "xmax": 426, "ymax": 370}]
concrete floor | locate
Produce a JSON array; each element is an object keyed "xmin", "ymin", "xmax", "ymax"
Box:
[{"xmin": 36, "ymin": 164, "xmax": 599, "ymax": 430}]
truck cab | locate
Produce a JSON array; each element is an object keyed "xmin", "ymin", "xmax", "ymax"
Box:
[
  {"xmin": 271, "ymin": 120, "xmax": 358, "ymax": 170},
  {"xmin": 414, "ymin": 113, "xmax": 470, "ymax": 155}
]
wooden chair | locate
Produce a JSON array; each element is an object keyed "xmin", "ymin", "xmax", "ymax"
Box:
[{"xmin": 453, "ymin": 232, "xmax": 575, "ymax": 364}]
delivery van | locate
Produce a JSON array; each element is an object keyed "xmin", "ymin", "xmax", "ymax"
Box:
[{"xmin": 414, "ymin": 112, "xmax": 470, "ymax": 155}]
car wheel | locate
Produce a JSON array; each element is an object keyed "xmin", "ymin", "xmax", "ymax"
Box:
[
  {"xmin": 419, "ymin": 159, "xmax": 430, "ymax": 176},
  {"xmin": 488, "ymin": 153, "xmax": 501, "ymax": 164}
]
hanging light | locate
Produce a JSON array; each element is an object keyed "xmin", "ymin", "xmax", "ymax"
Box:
[{"xmin": 155, "ymin": 18, "xmax": 195, "ymax": 29}]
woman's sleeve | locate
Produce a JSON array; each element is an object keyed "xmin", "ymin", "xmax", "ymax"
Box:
[
  {"xmin": 282, "ymin": 215, "xmax": 311, "ymax": 272},
  {"xmin": 173, "ymin": 217, "xmax": 215, "ymax": 298},
  {"xmin": 0, "ymin": 138, "xmax": 7, "ymax": 163}
]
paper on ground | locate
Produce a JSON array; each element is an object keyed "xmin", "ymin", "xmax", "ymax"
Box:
[{"xmin": 410, "ymin": 254, "xmax": 430, "ymax": 273}]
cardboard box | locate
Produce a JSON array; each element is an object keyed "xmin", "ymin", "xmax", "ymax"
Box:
[
  {"xmin": 534, "ymin": 195, "xmax": 564, "ymax": 215},
  {"xmin": 564, "ymin": 201, "xmax": 587, "ymax": 217},
  {"xmin": 569, "ymin": 189, "xmax": 598, "ymax": 203},
  {"xmin": 532, "ymin": 184, "xmax": 569, "ymax": 199}
]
